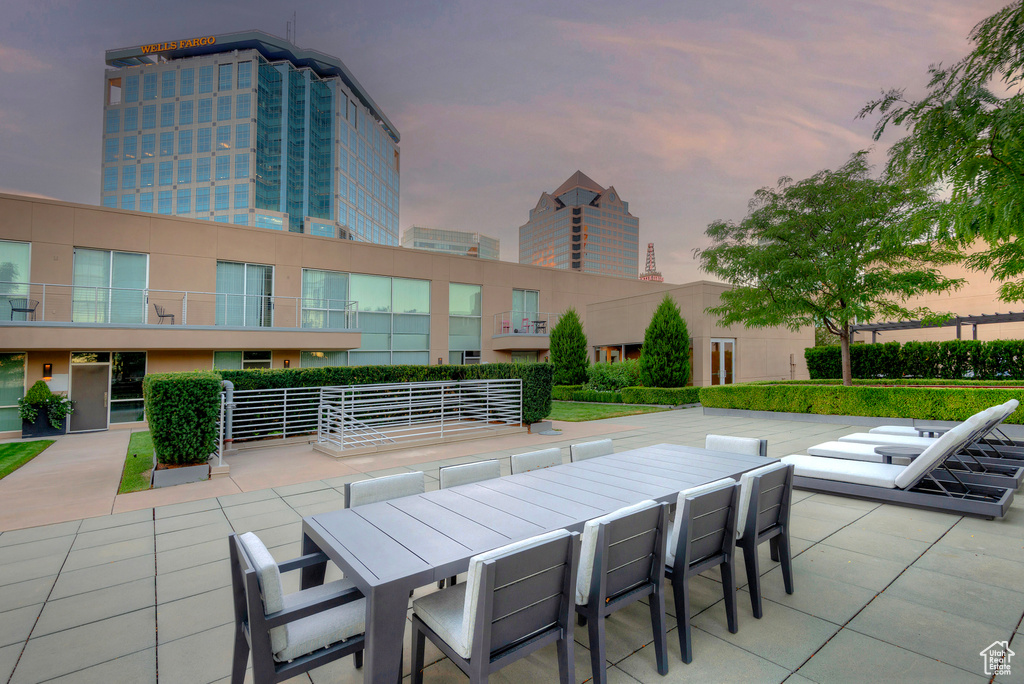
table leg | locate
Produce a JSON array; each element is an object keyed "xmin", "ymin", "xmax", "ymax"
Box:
[
  {"xmin": 365, "ymin": 581, "xmax": 410, "ymax": 683},
  {"xmin": 299, "ymin": 533, "xmax": 327, "ymax": 590}
]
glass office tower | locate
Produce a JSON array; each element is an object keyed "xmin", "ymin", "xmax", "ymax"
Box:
[
  {"xmin": 401, "ymin": 227, "xmax": 500, "ymax": 259},
  {"xmin": 518, "ymin": 171, "xmax": 639, "ymax": 278},
  {"xmin": 102, "ymin": 31, "xmax": 400, "ymax": 244}
]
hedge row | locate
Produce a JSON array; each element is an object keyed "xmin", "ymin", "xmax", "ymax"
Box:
[
  {"xmin": 552, "ymin": 385, "xmax": 584, "ymax": 401},
  {"xmin": 586, "ymin": 361, "xmax": 642, "ymax": 392},
  {"xmin": 805, "ymin": 339, "xmax": 1024, "ymax": 380},
  {"xmin": 621, "ymin": 387, "xmax": 701, "ymax": 405},
  {"xmin": 143, "ymin": 371, "xmax": 222, "ymax": 465},
  {"xmin": 571, "ymin": 390, "xmax": 623, "ymax": 403},
  {"xmin": 699, "ymin": 384, "xmax": 1024, "ymax": 423},
  {"xmin": 751, "ymin": 378, "xmax": 1024, "ymax": 387}
]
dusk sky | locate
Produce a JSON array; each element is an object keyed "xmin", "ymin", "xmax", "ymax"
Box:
[{"xmin": 0, "ymin": 0, "xmax": 1007, "ymax": 283}]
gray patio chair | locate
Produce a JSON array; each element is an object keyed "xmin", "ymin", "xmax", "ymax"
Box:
[
  {"xmin": 511, "ymin": 447, "xmax": 562, "ymax": 474},
  {"xmin": 735, "ymin": 462, "xmax": 794, "ymax": 618},
  {"xmin": 665, "ymin": 478, "xmax": 741, "ymax": 663},
  {"xmin": 576, "ymin": 499, "xmax": 669, "ymax": 683},
  {"xmin": 344, "ymin": 471, "xmax": 424, "ymax": 508},
  {"xmin": 437, "ymin": 460, "xmax": 502, "ymax": 588},
  {"xmin": 706, "ymin": 434, "xmax": 768, "ymax": 457},
  {"xmin": 229, "ymin": 532, "xmax": 365, "ymax": 684},
  {"xmin": 570, "ymin": 438, "xmax": 613, "ymax": 462},
  {"xmin": 410, "ymin": 529, "xmax": 580, "ymax": 684}
]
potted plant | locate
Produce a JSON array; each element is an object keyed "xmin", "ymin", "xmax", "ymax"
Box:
[{"xmin": 19, "ymin": 380, "xmax": 73, "ymax": 438}]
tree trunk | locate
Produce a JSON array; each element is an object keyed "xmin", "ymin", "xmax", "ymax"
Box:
[{"xmin": 840, "ymin": 324, "xmax": 853, "ymax": 387}]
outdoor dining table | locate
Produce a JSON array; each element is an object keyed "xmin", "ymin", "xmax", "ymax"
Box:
[{"xmin": 299, "ymin": 442, "xmax": 774, "ymax": 682}]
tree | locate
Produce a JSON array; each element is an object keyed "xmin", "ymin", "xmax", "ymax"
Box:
[
  {"xmin": 639, "ymin": 295, "xmax": 691, "ymax": 387},
  {"xmin": 549, "ymin": 307, "xmax": 588, "ymax": 385},
  {"xmin": 860, "ymin": 1, "xmax": 1024, "ymax": 300},
  {"xmin": 697, "ymin": 152, "xmax": 963, "ymax": 386}
]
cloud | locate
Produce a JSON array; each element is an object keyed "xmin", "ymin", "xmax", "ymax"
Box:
[{"xmin": 0, "ymin": 43, "xmax": 47, "ymax": 73}]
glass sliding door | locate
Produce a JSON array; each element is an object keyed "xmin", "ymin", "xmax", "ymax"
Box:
[
  {"xmin": 216, "ymin": 261, "xmax": 273, "ymax": 327},
  {"xmin": 512, "ymin": 288, "xmax": 539, "ymax": 332},
  {"xmin": 0, "ymin": 353, "xmax": 25, "ymax": 431},
  {"xmin": 72, "ymin": 249, "xmax": 111, "ymax": 323},
  {"xmin": 710, "ymin": 338, "xmax": 735, "ymax": 385},
  {"xmin": 109, "ymin": 252, "xmax": 148, "ymax": 323},
  {"xmin": 301, "ymin": 268, "xmax": 349, "ymax": 329},
  {"xmin": 73, "ymin": 249, "xmax": 148, "ymax": 324},
  {"xmin": 0, "ymin": 240, "xmax": 31, "ymax": 321}
]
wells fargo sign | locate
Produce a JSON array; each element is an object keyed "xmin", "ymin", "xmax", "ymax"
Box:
[{"xmin": 140, "ymin": 36, "xmax": 216, "ymax": 54}]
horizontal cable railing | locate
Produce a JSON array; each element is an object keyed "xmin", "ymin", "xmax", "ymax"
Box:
[
  {"xmin": 493, "ymin": 310, "xmax": 559, "ymax": 336},
  {"xmin": 0, "ymin": 281, "xmax": 358, "ymax": 329},
  {"xmin": 318, "ymin": 379, "xmax": 523, "ymax": 450},
  {"xmin": 227, "ymin": 387, "xmax": 323, "ymax": 443}
]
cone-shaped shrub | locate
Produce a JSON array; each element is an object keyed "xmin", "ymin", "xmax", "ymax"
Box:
[
  {"xmin": 549, "ymin": 307, "xmax": 589, "ymax": 385},
  {"xmin": 639, "ymin": 295, "xmax": 691, "ymax": 387}
]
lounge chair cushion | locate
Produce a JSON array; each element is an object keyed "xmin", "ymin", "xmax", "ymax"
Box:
[
  {"xmin": 868, "ymin": 425, "xmax": 927, "ymax": 437},
  {"xmin": 347, "ymin": 471, "xmax": 424, "ymax": 507},
  {"xmin": 577, "ymin": 500, "xmax": 658, "ymax": 605},
  {"xmin": 439, "ymin": 460, "xmax": 501, "ymax": 489},
  {"xmin": 572, "ymin": 439, "xmax": 614, "ymax": 461},
  {"xmin": 511, "ymin": 448, "xmax": 562, "ymax": 474},
  {"xmin": 894, "ymin": 416, "xmax": 983, "ymax": 489},
  {"xmin": 781, "ymin": 454, "xmax": 903, "ymax": 488},
  {"xmin": 807, "ymin": 441, "xmax": 887, "ymax": 463},
  {"xmin": 667, "ymin": 479, "xmax": 735, "ymax": 566},
  {"xmin": 275, "ymin": 579, "xmax": 365, "ymax": 662},
  {"xmin": 706, "ymin": 435, "xmax": 766, "ymax": 457},
  {"xmin": 736, "ymin": 462, "xmax": 789, "ymax": 540},
  {"xmin": 838, "ymin": 433, "xmax": 934, "ymax": 448}
]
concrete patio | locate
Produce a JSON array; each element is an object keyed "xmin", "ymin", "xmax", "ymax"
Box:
[{"xmin": 0, "ymin": 408, "xmax": 1021, "ymax": 683}]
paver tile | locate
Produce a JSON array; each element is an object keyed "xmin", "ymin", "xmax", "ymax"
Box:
[
  {"xmin": 229, "ymin": 509, "xmax": 302, "ymax": 533},
  {"xmin": 0, "ymin": 603, "xmax": 43, "ymax": 648},
  {"xmin": 156, "ymin": 521, "xmax": 234, "ymax": 553},
  {"xmin": 157, "ymin": 537, "xmax": 230, "ymax": 574},
  {"xmin": 157, "ymin": 586, "xmax": 233, "ymax": 643},
  {"xmin": 914, "ymin": 544, "xmax": 1024, "ymax": 593},
  {"xmin": 44, "ymin": 647, "xmax": 156, "ymax": 684},
  {"xmin": 818, "ymin": 525, "xmax": 930, "ymax": 564},
  {"xmin": 157, "ymin": 622, "xmax": 234, "ymax": 684},
  {"xmin": 154, "ymin": 498, "xmax": 221, "ymax": 519},
  {"xmin": 885, "ymin": 565, "xmax": 1024, "ymax": 631},
  {"xmin": 63, "ymin": 535, "xmax": 155, "ymax": 572},
  {"xmin": 0, "ymin": 534, "xmax": 74, "ymax": 567},
  {"xmin": 0, "ymin": 575, "xmax": 56, "ymax": 614},
  {"xmin": 155, "ymin": 508, "xmax": 229, "ymax": 535},
  {"xmin": 938, "ymin": 524, "xmax": 1024, "ymax": 565},
  {"xmin": 0, "ymin": 520, "xmax": 81, "ymax": 546},
  {"xmin": 0, "ymin": 643, "xmax": 21, "ymax": 683},
  {"xmin": 0, "ymin": 552, "xmax": 70, "ymax": 588},
  {"xmin": 790, "ymin": 544, "xmax": 906, "ymax": 592},
  {"xmin": 218, "ymin": 489, "xmax": 278, "ymax": 508},
  {"xmin": 283, "ymin": 488, "xmax": 345, "ymax": 509},
  {"xmin": 849, "ymin": 507, "xmax": 957, "ymax": 543},
  {"xmin": 274, "ymin": 480, "xmax": 331, "ymax": 497},
  {"xmin": 757, "ymin": 565, "xmax": 876, "ymax": 625},
  {"xmin": 34, "ymin": 576, "xmax": 154, "ymax": 637},
  {"xmin": 77, "ymin": 508, "xmax": 153, "ymax": 532},
  {"xmin": 788, "ymin": 514, "xmax": 851, "ymax": 543},
  {"xmin": 157, "ymin": 558, "xmax": 232, "ymax": 604},
  {"xmin": 50, "ymin": 554, "xmax": 155, "ymax": 600},
  {"xmin": 572, "ymin": 596, "xmax": 678, "ymax": 665}
]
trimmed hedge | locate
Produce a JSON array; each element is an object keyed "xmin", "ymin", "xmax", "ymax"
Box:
[
  {"xmin": 750, "ymin": 378, "xmax": 1024, "ymax": 387},
  {"xmin": 586, "ymin": 361, "xmax": 641, "ymax": 392},
  {"xmin": 622, "ymin": 387, "xmax": 701, "ymax": 406},
  {"xmin": 805, "ymin": 339, "xmax": 1024, "ymax": 380},
  {"xmin": 143, "ymin": 371, "xmax": 222, "ymax": 465},
  {"xmin": 552, "ymin": 385, "xmax": 584, "ymax": 401},
  {"xmin": 699, "ymin": 383, "xmax": 1024, "ymax": 424},
  {"xmin": 570, "ymin": 389, "xmax": 623, "ymax": 403}
]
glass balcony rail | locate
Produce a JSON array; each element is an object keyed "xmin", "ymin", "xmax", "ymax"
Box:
[
  {"xmin": 0, "ymin": 281, "xmax": 358, "ymax": 330},
  {"xmin": 492, "ymin": 311, "xmax": 559, "ymax": 336}
]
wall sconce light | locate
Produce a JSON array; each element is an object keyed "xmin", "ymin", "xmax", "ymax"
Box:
[
  {"xmin": 283, "ymin": 359, "xmax": 290, "ymax": 368},
  {"xmin": 438, "ymin": 357, "xmax": 443, "ymax": 365},
  {"xmin": 43, "ymin": 364, "xmax": 53, "ymax": 380}
]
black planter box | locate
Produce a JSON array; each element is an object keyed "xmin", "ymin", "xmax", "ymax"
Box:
[{"xmin": 22, "ymin": 411, "xmax": 66, "ymax": 438}]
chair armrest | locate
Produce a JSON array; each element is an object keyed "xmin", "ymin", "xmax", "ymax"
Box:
[
  {"xmin": 278, "ymin": 551, "xmax": 329, "ymax": 573},
  {"xmin": 264, "ymin": 586, "xmax": 364, "ymax": 628}
]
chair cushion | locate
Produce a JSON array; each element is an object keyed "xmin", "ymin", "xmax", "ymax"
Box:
[
  {"xmin": 576, "ymin": 500, "xmax": 658, "ymax": 605},
  {"xmin": 894, "ymin": 417, "xmax": 980, "ymax": 489},
  {"xmin": 239, "ymin": 532, "xmax": 288, "ymax": 653},
  {"xmin": 275, "ymin": 579, "xmax": 365, "ymax": 662},
  {"xmin": 511, "ymin": 448, "xmax": 562, "ymax": 474},
  {"xmin": 868, "ymin": 425, "xmax": 921, "ymax": 437},
  {"xmin": 736, "ymin": 462, "xmax": 789, "ymax": 540},
  {"xmin": 571, "ymin": 439, "xmax": 614, "ymax": 462},
  {"xmin": 807, "ymin": 441, "xmax": 887, "ymax": 463},
  {"xmin": 706, "ymin": 435, "xmax": 765, "ymax": 457},
  {"xmin": 781, "ymin": 454, "xmax": 902, "ymax": 488},
  {"xmin": 439, "ymin": 460, "xmax": 501, "ymax": 489},
  {"xmin": 667, "ymin": 479, "xmax": 735, "ymax": 566},
  {"xmin": 347, "ymin": 471, "xmax": 424, "ymax": 507},
  {"xmin": 837, "ymin": 433, "xmax": 935, "ymax": 448}
]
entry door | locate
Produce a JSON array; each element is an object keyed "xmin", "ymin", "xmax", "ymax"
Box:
[
  {"xmin": 710, "ymin": 338, "xmax": 735, "ymax": 386},
  {"xmin": 70, "ymin": 365, "xmax": 110, "ymax": 432}
]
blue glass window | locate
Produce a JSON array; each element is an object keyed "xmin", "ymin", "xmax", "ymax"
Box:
[
  {"xmin": 197, "ymin": 128, "xmax": 212, "ymax": 153},
  {"xmin": 124, "ymin": 75, "xmax": 139, "ymax": 102},
  {"xmin": 218, "ymin": 63, "xmax": 232, "ymax": 91},
  {"xmin": 216, "ymin": 126, "xmax": 231, "ymax": 150},
  {"xmin": 234, "ymin": 153, "xmax": 249, "ymax": 178},
  {"xmin": 196, "ymin": 157, "xmax": 211, "ymax": 182},
  {"xmin": 141, "ymin": 134, "xmax": 155, "ymax": 158},
  {"xmin": 124, "ymin": 107, "xmax": 138, "ymax": 131},
  {"xmin": 140, "ymin": 192, "xmax": 154, "ymax": 212},
  {"xmin": 177, "ymin": 130, "xmax": 192, "ymax": 155},
  {"xmin": 143, "ymin": 74, "xmax": 157, "ymax": 100},
  {"xmin": 339, "ymin": 175, "xmax": 347, "ymax": 199},
  {"xmin": 233, "ymin": 214, "xmax": 248, "ymax": 225},
  {"xmin": 215, "ymin": 156, "xmax": 230, "ymax": 180},
  {"xmin": 159, "ymin": 132, "xmax": 174, "ymax": 156},
  {"xmin": 105, "ymin": 110, "xmax": 119, "ymax": 134},
  {"xmin": 235, "ymin": 123, "xmax": 250, "ymax": 149},
  {"xmin": 217, "ymin": 96, "xmax": 231, "ymax": 121},
  {"xmin": 122, "ymin": 165, "xmax": 136, "ymax": 189},
  {"xmin": 157, "ymin": 190, "xmax": 172, "ymax": 215},
  {"xmin": 121, "ymin": 194, "xmax": 135, "ymax": 211},
  {"xmin": 214, "ymin": 185, "xmax": 229, "ymax": 210},
  {"xmin": 123, "ymin": 136, "xmax": 137, "ymax": 160},
  {"xmin": 141, "ymin": 163, "xmax": 154, "ymax": 187},
  {"xmin": 158, "ymin": 161, "xmax": 173, "ymax": 186},
  {"xmin": 235, "ymin": 93, "xmax": 250, "ymax": 119},
  {"xmin": 234, "ymin": 183, "xmax": 248, "ymax": 209},
  {"xmin": 237, "ymin": 61, "xmax": 252, "ymax": 89},
  {"xmin": 198, "ymin": 66, "xmax": 213, "ymax": 93},
  {"xmin": 180, "ymin": 68, "xmax": 194, "ymax": 96},
  {"xmin": 178, "ymin": 100, "xmax": 193, "ymax": 125},
  {"xmin": 198, "ymin": 98, "xmax": 212, "ymax": 123},
  {"xmin": 160, "ymin": 102, "xmax": 174, "ymax": 128},
  {"xmin": 142, "ymin": 105, "xmax": 156, "ymax": 129},
  {"xmin": 214, "ymin": 215, "xmax": 229, "ymax": 223},
  {"xmin": 176, "ymin": 189, "xmax": 191, "ymax": 214},
  {"xmin": 102, "ymin": 195, "xmax": 117, "ymax": 208},
  {"xmin": 161, "ymin": 71, "xmax": 175, "ymax": 98},
  {"xmin": 195, "ymin": 187, "xmax": 210, "ymax": 212},
  {"xmin": 103, "ymin": 167, "xmax": 117, "ymax": 192},
  {"xmin": 177, "ymin": 159, "xmax": 192, "ymax": 184},
  {"xmin": 104, "ymin": 138, "xmax": 119, "ymax": 163}
]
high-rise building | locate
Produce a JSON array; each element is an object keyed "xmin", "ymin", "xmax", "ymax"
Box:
[
  {"xmin": 401, "ymin": 227, "xmax": 500, "ymax": 259},
  {"xmin": 101, "ymin": 31, "xmax": 400, "ymax": 244},
  {"xmin": 518, "ymin": 171, "xmax": 639, "ymax": 278}
]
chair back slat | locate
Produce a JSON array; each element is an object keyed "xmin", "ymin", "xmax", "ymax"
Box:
[
  {"xmin": 604, "ymin": 526, "xmax": 658, "ymax": 572},
  {"xmin": 490, "ymin": 563, "xmax": 566, "ymax": 624},
  {"xmin": 345, "ymin": 471, "xmax": 424, "ymax": 507},
  {"xmin": 604, "ymin": 553, "xmax": 655, "ymax": 598},
  {"xmin": 682, "ymin": 485, "xmax": 738, "ymax": 567},
  {"xmin": 489, "ymin": 594, "xmax": 564, "ymax": 654}
]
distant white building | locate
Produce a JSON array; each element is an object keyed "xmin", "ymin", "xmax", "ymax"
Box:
[{"xmin": 402, "ymin": 226, "xmax": 500, "ymax": 260}]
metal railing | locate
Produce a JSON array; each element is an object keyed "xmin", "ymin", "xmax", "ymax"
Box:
[
  {"xmin": 493, "ymin": 311, "xmax": 559, "ymax": 336},
  {"xmin": 318, "ymin": 379, "xmax": 522, "ymax": 451},
  {"xmin": 225, "ymin": 386, "xmax": 323, "ymax": 443},
  {"xmin": 0, "ymin": 281, "xmax": 358, "ymax": 329}
]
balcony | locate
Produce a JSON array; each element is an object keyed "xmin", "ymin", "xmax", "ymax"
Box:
[
  {"xmin": 491, "ymin": 310, "xmax": 558, "ymax": 351},
  {"xmin": 0, "ymin": 282, "xmax": 361, "ymax": 351}
]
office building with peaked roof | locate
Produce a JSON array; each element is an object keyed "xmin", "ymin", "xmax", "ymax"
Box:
[{"xmin": 518, "ymin": 171, "xmax": 639, "ymax": 278}]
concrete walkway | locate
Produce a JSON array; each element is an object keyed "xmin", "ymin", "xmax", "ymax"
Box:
[{"xmin": 0, "ymin": 409, "xmax": 1021, "ymax": 683}]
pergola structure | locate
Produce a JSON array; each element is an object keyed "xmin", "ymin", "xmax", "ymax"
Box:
[{"xmin": 851, "ymin": 311, "xmax": 1024, "ymax": 342}]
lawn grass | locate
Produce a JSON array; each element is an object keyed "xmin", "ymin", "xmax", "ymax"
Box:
[
  {"xmin": 548, "ymin": 401, "xmax": 670, "ymax": 422},
  {"xmin": 119, "ymin": 431, "xmax": 153, "ymax": 494},
  {"xmin": 0, "ymin": 440, "xmax": 54, "ymax": 480}
]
